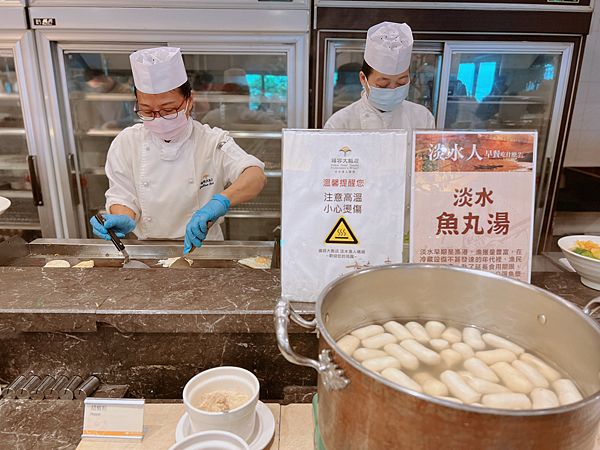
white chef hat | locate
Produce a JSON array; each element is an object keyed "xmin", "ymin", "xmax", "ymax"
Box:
[
  {"xmin": 129, "ymin": 47, "xmax": 188, "ymax": 94},
  {"xmin": 364, "ymin": 22, "xmax": 413, "ymax": 76},
  {"xmin": 223, "ymin": 68, "xmax": 249, "ymax": 87}
]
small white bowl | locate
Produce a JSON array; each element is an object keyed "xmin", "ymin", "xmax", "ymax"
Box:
[
  {"xmin": 168, "ymin": 430, "xmax": 250, "ymax": 450},
  {"xmin": 0, "ymin": 196, "xmax": 11, "ymax": 216},
  {"xmin": 558, "ymin": 235, "xmax": 600, "ymax": 290},
  {"xmin": 183, "ymin": 367, "xmax": 259, "ymax": 442}
]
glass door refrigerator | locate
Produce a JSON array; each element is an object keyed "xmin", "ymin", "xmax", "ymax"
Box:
[
  {"xmin": 313, "ymin": 1, "xmax": 591, "ymax": 252},
  {"xmin": 31, "ymin": 4, "xmax": 309, "ymax": 240},
  {"xmin": 0, "ymin": 3, "xmax": 62, "ymax": 240}
]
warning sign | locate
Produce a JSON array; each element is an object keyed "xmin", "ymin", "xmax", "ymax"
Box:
[{"xmin": 325, "ymin": 216, "xmax": 359, "ymax": 245}]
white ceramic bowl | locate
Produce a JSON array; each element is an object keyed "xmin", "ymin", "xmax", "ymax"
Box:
[
  {"xmin": 183, "ymin": 367, "xmax": 259, "ymax": 441},
  {"xmin": 558, "ymin": 235, "xmax": 600, "ymax": 290},
  {"xmin": 168, "ymin": 430, "xmax": 250, "ymax": 450},
  {"xmin": 0, "ymin": 196, "xmax": 11, "ymax": 216}
]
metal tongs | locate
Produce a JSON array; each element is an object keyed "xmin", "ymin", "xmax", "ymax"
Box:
[{"xmin": 94, "ymin": 214, "xmax": 150, "ymax": 269}]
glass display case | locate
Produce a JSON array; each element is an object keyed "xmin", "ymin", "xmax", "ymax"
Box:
[
  {"xmin": 323, "ymin": 40, "xmax": 443, "ymax": 124},
  {"xmin": 0, "ymin": 52, "xmax": 41, "ymax": 239},
  {"xmin": 61, "ymin": 51, "xmax": 288, "ymax": 240}
]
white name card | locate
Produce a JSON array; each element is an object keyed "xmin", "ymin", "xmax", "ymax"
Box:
[{"xmin": 82, "ymin": 398, "xmax": 145, "ymax": 440}]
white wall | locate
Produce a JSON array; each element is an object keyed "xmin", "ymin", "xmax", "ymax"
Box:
[{"xmin": 564, "ymin": 8, "xmax": 600, "ymax": 167}]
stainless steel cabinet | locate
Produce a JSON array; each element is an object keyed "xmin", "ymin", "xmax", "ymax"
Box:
[{"xmin": 0, "ymin": 8, "xmax": 61, "ymax": 239}]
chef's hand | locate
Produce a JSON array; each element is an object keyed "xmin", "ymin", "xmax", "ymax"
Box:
[
  {"xmin": 184, "ymin": 194, "xmax": 230, "ymax": 254},
  {"xmin": 90, "ymin": 214, "xmax": 137, "ymax": 240}
]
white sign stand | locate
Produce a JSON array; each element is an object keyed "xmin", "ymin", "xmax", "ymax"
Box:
[{"xmin": 281, "ymin": 129, "xmax": 408, "ymax": 303}]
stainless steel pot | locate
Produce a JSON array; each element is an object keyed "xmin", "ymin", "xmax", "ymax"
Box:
[{"xmin": 275, "ymin": 264, "xmax": 600, "ymax": 450}]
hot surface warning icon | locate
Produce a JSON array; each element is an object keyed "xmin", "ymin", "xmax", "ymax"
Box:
[{"xmin": 325, "ymin": 216, "xmax": 359, "ymax": 245}]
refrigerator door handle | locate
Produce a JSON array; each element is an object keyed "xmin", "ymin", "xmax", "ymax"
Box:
[
  {"xmin": 68, "ymin": 153, "xmax": 82, "ymax": 206},
  {"xmin": 27, "ymin": 155, "xmax": 44, "ymax": 207}
]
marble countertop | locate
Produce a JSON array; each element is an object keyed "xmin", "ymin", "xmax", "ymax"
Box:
[{"xmin": 0, "ymin": 255, "xmax": 598, "ymax": 334}]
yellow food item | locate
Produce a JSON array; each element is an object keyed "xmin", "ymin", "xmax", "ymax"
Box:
[
  {"xmin": 238, "ymin": 256, "xmax": 271, "ymax": 269},
  {"xmin": 44, "ymin": 260, "xmax": 71, "ymax": 268},
  {"xmin": 593, "ymin": 248, "xmax": 600, "ymax": 259},
  {"xmin": 157, "ymin": 257, "xmax": 194, "ymax": 268},
  {"xmin": 576, "ymin": 240, "xmax": 599, "ymax": 251},
  {"xmin": 73, "ymin": 260, "xmax": 95, "ymax": 268}
]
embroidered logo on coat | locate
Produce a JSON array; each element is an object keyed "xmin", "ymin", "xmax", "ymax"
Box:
[{"xmin": 199, "ymin": 174, "xmax": 215, "ymax": 190}]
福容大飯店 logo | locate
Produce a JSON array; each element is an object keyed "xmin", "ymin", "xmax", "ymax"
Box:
[
  {"xmin": 340, "ymin": 147, "xmax": 352, "ymax": 156},
  {"xmin": 199, "ymin": 174, "xmax": 215, "ymax": 190}
]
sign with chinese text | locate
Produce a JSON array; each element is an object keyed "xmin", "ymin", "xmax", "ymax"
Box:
[
  {"xmin": 82, "ymin": 398, "xmax": 145, "ymax": 440},
  {"xmin": 410, "ymin": 131, "xmax": 537, "ymax": 282},
  {"xmin": 282, "ymin": 130, "xmax": 408, "ymax": 302}
]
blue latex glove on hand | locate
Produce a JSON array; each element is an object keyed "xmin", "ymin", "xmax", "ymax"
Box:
[
  {"xmin": 90, "ymin": 214, "xmax": 137, "ymax": 241},
  {"xmin": 184, "ymin": 194, "xmax": 230, "ymax": 254}
]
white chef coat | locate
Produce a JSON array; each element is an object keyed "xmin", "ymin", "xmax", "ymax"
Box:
[
  {"xmin": 104, "ymin": 118, "xmax": 264, "ymax": 240},
  {"xmin": 324, "ymin": 90, "xmax": 435, "ymax": 133}
]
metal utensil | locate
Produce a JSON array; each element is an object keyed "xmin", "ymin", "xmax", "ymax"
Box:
[{"xmin": 94, "ymin": 214, "xmax": 150, "ymax": 269}]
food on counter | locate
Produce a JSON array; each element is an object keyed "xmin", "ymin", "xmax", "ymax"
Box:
[
  {"xmin": 195, "ymin": 390, "xmax": 249, "ymax": 413},
  {"xmin": 238, "ymin": 256, "xmax": 271, "ymax": 269},
  {"xmin": 44, "ymin": 260, "xmax": 71, "ymax": 268},
  {"xmin": 157, "ymin": 257, "xmax": 193, "ymax": 268},
  {"xmin": 335, "ymin": 319, "xmax": 584, "ymax": 410},
  {"xmin": 569, "ymin": 240, "xmax": 600, "ymax": 260},
  {"xmin": 73, "ymin": 260, "xmax": 95, "ymax": 268}
]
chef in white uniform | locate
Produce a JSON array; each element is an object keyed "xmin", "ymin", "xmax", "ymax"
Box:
[
  {"xmin": 90, "ymin": 47, "xmax": 267, "ymax": 254},
  {"xmin": 324, "ymin": 21, "xmax": 435, "ymax": 131}
]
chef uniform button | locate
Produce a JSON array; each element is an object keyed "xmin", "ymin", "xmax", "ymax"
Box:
[
  {"xmin": 188, "ymin": 178, "xmax": 194, "ymax": 183},
  {"xmin": 143, "ymin": 145, "xmax": 149, "ymax": 151},
  {"xmin": 147, "ymin": 217, "xmax": 153, "ymax": 222},
  {"xmin": 143, "ymin": 182, "xmax": 149, "ymax": 187}
]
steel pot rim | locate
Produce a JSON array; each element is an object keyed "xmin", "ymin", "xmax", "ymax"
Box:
[{"xmin": 316, "ymin": 263, "xmax": 600, "ymax": 416}]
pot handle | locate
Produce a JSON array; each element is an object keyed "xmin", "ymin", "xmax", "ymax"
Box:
[
  {"xmin": 275, "ymin": 298, "xmax": 350, "ymax": 391},
  {"xmin": 583, "ymin": 297, "xmax": 600, "ymax": 318}
]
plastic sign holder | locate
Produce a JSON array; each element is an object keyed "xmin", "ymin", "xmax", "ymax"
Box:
[{"xmin": 82, "ymin": 398, "xmax": 145, "ymax": 441}]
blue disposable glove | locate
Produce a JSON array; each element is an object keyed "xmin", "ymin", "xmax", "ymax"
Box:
[
  {"xmin": 90, "ymin": 214, "xmax": 137, "ymax": 241},
  {"xmin": 184, "ymin": 194, "xmax": 230, "ymax": 254}
]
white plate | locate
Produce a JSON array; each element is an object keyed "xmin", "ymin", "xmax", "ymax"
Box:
[
  {"xmin": 176, "ymin": 401, "xmax": 275, "ymax": 450},
  {"xmin": 0, "ymin": 196, "xmax": 11, "ymax": 216}
]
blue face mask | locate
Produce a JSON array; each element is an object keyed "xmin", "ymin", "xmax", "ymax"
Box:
[{"xmin": 367, "ymin": 81, "xmax": 410, "ymax": 112}]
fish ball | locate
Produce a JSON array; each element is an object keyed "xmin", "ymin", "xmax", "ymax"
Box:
[
  {"xmin": 362, "ymin": 356, "xmax": 401, "ymax": 373},
  {"xmin": 520, "ymin": 353, "xmax": 561, "ymax": 383},
  {"xmin": 459, "ymin": 372, "xmax": 511, "ymax": 395},
  {"xmin": 353, "ymin": 348, "xmax": 387, "ymax": 363},
  {"xmin": 441, "ymin": 327, "xmax": 462, "ymax": 344},
  {"xmin": 423, "ymin": 380, "xmax": 449, "ymax": 397},
  {"xmin": 440, "ymin": 370, "xmax": 481, "ymax": 404},
  {"xmin": 413, "ymin": 372, "xmax": 436, "ymax": 386},
  {"xmin": 440, "ymin": 349, "xmax": 463, "ymax": 369},
  {"xmin": 482, "ymin": 333, "xmax": 524, "ymax": 356},
  {"xmin": 381, "ymin": 368, "xmax": 423, "ymax": 393},
  {"xmin": 336, "ymin": 335, "xmax": 360, "ymax": 356},
  {"xmin": 361, "ymin": 333, "xmax": 398, "ymax": 349},
  {"xmin": 351, "ymin": 324, "xmax": 384, "ymax": 340},
  {"xmin": 452, "ymin": 343, "xmax": 475, "ymax": 360},
  {"xmin": 401, "ymin": 340, "xmax": 442, "ymax": 366},
  {"xmin": 482, "ymin": 393, "xmax": 532, "ymax": 410},
  {"xmin": 464, "ymin": 358, "xmax": 500, "ymax": 383},
  {"xmin": 463, "ymin": 327, "xmax": 486, "ymax": 351},
  {"xmin": 552, "ymin": 379, "xmax": 583, "ymax": 406},
  {"xmin": 491, "ymin": 362, "xmax": 534, "ymax": 394},
  {"xmin": 405, "ymin": 322, "xmax": 431, "ymax": 344},
  {"xmin": 430, "ymin": 339, "xmax": 450, "ymax": 352},
  {"xmin": 511, "ymin": 360, "xmax": 549, "ymax": 389},
  {"xmin": 384, "ymin": 344, "xmax": 419, "ymax": 371},
  {"xmin": 531, "ymin": 388, "xmax": 560, "ymax": 409},
  {"xmin": 383, "ymin": 321, "xmax": 414, "ymax": 341},
  {"xmin": 425, "ymin": 321, "xmax": 446, "ymax": 339},
  {"xmin": 475, "ymin": 349, "xmax": 517, "ymax": 365}
]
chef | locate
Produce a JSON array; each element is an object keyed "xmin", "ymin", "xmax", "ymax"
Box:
[
  {"xmin": 90, "ymin": 47, "xmax": 267, "ymax": 254},
  {"xmin": 324, "ymin": 21, "xmax": 435, "ymax": 131}
]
